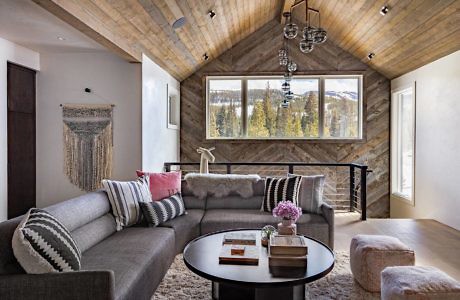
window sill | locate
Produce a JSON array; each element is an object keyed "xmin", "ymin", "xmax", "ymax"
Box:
[{"xmin": 205, "ymin": 137, "xmax": 366, "ymax": 143}]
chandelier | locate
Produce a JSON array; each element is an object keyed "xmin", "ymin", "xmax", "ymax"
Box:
[{"xmin": 278, "ymin": 0, "xmax": 327, "ymax": 107}]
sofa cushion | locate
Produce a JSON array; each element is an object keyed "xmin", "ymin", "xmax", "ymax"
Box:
[
  {"xmin": 12, "ymin": 209, "xmax": 82, "ymax": 274},
  {"xmin": 184, "ymin": 173, "xmax": 261, "ymax": 199},
  {"xmin": 182, "ymin": 195, "xmax": 206, "ymax": 210},
  {"xmin": 72, "ymin": 214, "xmax": 116, "ymax": 253},
  {"xmin": 102, "ymin": 176, "xmax": 151, "ymax": 231},
  {"xmin": 159, "ymin": 209, "xmax": 205, "ymax": 253},
  {"xmin": 206, "ymin": 195, "xmax": 263, "ymax": 209},
  {"xmin": 81, "ymin": 227, "xmax": 175, "ymax": 300},
  {"xmin": 0, "ymin": 217, "xmax": 24, "ymax": 274},
  {"xmin": 201, "ymin": 209, "xmax": 329, "ymax": 244},
  {"xmin": 45, "ymin": 191, "xmax": 111, "ymax": 232}
]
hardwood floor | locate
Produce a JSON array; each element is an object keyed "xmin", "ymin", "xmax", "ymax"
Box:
[{"xmin": 335, "ymin": 213, "xmax": 460, "ymax": 281}]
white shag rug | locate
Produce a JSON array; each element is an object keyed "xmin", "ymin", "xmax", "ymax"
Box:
[{"xmin": 153, "ymin": 251, "xmax": 380, "ymax": 299}]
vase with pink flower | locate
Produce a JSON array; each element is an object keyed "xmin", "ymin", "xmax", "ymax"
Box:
[{"xmin": 272, "ymin": 201, "xmax": 302, "ymax": 235}]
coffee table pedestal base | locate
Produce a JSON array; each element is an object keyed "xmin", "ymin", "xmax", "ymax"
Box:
[{"xmin": 212, "ymin": 282, "xmax": 305, "ymax": 300}]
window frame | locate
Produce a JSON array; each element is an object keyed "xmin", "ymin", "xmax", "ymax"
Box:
[
  {"xmin": 204, "ymin": 73, "xmax": 365, "ymax": 142},
  {"xmin": 391, "ymin": 83, "xmax": 416, "ymax": 205}
]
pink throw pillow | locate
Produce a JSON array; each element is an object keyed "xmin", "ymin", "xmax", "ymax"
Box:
[{"xmin": 136, "ymin": 170, "xmax": 181, "ymax": 201}]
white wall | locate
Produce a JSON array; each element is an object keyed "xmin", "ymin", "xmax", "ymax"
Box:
[
  {"xmin": 142, "ymin": 54, "xmax": 180, "ymax": 171},
  {"xmin": 391, "ymin": 51, "xmax": 460, "ymax": 230},
  {"xmin": 36, "ymin": 52, "xmax": 142, "ymax": 207},
  {"xmin": 0, "ymin": 37, "xmax": 39, "ymax": 222}
]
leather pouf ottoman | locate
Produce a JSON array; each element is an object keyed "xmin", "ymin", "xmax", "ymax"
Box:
[
  {"xmin": 350, "ymin": 235, "xmax": 415, "ymax": 292},
  {"xmin": 381, "ymin": 266, "xmax": 460, "ymax": 299}
]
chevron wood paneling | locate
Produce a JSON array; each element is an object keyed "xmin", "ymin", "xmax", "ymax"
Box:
[{"xmin": 180, "ymin": 19, "xmax": 390, "ymax": 217}]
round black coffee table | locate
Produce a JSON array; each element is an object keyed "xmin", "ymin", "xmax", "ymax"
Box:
[{"xmin": 183, "ymin": 229, "xmax": 334, "ymax": 300}]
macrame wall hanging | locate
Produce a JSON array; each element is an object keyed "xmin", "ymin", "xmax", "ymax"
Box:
[{"xmin": 62, "ymin": 104, "xmax": 113, "ymax": 191}]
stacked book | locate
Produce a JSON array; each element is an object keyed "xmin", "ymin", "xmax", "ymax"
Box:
[
  {"xmin": 268, "ymin": 235, "xmax": 308, "ymax": 268},
  {"xmin": 219, "ymin": 232, "xmax": 259, "ymax": 265}
]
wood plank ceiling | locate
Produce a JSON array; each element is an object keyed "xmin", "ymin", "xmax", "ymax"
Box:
[
  {"xmin": 291, "ymin": 0, "xmax": 460, "ymax": 79},
  {"xmin": 33, "ymin": 0, "xmax": 460, "ymax": 81},
  {"xmin": 33, "ymin": 0, "xmax": 282, "ymax": 81}
]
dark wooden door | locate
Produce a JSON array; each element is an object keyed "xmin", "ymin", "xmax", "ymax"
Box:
[{"xmin": 7, "ymin": 63, "xmax": 36, "ymax": 219}]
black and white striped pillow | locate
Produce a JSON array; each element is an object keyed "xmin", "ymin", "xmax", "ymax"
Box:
[
  {"xmin": 12, "ymin": 208, "xmax": 81, "ymax": 274},
  {"xmin": 262, "ymin": 176, "xmax": 302, "ymax": 212},
  {"xmin": 139, "ymin": 193, "xmax": 186, "ymax": 227},
  {"xmin": 102, "ymin": 176, "xmax": 151, "ymax": 231}
]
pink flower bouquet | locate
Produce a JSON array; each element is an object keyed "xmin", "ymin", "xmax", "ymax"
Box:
[{"xmin": 272, "ymin": 201, "xmax": 302, "ymax": 222}]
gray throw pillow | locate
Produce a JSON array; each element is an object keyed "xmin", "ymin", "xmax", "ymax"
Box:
[
  {"xmin": 288, "ymin": 174, "xmax": 325, "ymax": 214},
  {"xmin": 12, "ymin": 208, "xmax": 82, "ymax": 274}
]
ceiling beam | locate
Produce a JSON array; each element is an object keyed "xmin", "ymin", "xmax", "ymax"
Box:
[
  {"xmin": 280, "ymin": 0, "xmax": 296, "ymax": 24},
  {"xmin": 32, "ymin": 0, "xmax": 141, "ymax": 63}
]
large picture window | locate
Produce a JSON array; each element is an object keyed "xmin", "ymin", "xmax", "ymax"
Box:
[{"xmin": 206, "ymin": 75, "xmax": 363, "ymax": 140}]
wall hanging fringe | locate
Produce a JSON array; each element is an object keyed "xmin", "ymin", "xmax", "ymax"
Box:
[{"xmin": 62, "ymin": 104, "xmax": 113, "ymax": 191}]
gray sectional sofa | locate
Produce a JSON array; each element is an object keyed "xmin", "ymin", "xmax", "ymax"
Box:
[{"xmin": 0, "ymin": 179, "xmax": 334, "ymax": 300}]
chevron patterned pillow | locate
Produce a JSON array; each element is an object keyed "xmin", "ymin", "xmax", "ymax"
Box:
[
  {"xmin": 139, "ymin": 193, "xmax": 186, "ymax": 227},
  {"xmin": 12, "ymin": 208, "xmax": 82, "ymax": 274}
]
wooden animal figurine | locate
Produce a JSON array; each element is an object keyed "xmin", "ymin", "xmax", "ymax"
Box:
[{"xmin": 197, "ymin": 147, "xmax": 215, "ymax": 173}]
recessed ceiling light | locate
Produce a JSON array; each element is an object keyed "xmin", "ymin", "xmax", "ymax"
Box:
[
  {"xmin": 208, "ymin": 10, "xmax": 216, "ymax": 19},
  {"xmin": 380, "ymin": 6, "xmax": 389, "ymax": 16},
  {"xmin": 172, "ymin": 17, "xmax": 187, "ymax": 29},
  {"xmin": 57, "ymin": 36, "xmax": 66, "ymax": 41},
  {"xmin": 367, "ymin": 52, "xmax": 376, "ymax": 60},
  {"xmin": 203, "ymin": 53, "xmax": 209, "ymax": 61}
]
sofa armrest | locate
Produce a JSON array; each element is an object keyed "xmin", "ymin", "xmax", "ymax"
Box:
[
  {"xmin": 321, "ymin": 203, "xmax": 335, "ymax": 250},
  {"xmin": 0, "ymin": 270, "xmax": 115, "ymax": 300}
]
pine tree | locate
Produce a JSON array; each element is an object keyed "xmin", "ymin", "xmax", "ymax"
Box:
[
  {"xmin": 215, "ymin": 105, "xmax": 227, "ymax": 137},
  {"xmin": 304, "ymin": 91, "xmax": 319, "ymax": 137},
  {"xmin": 263, "ymin": 82, "xmax": 276, "ymax": 136},
  {"xmin": 209, "ymin": 107, "xmax": 219, "ymax": 137},
  {"xmin": 224, "ymin": 101, "xmax": 239, "ymax": 137},
  {"xmin": 330, "ymin": 110, "xmax": 339, "ymax": 137},
  {"xmin": 292, "ymin": 113, "xmax": 303, "ymax": 137},
  {"xmin": 275, "ymin": 105, "xmax": 293, "ymax": 136},
  {"xmin": 249, "ymin": 101, "xmax": 269, "ymax": 137}
]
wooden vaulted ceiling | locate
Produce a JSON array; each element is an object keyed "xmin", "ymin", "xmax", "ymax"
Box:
[{"xmin": 33, "ymin": 0, "xmax": 460, "ymax": 81}]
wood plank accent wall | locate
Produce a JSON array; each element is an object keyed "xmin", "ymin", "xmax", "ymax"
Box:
[{"xmin": 180, "ymin": 20, "xmax": 390, "ymax": 217}]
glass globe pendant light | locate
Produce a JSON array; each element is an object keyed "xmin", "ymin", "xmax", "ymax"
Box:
[
  {"xmin": 300, "ymin": 39, "xmax": 314, "ymax": 53},
  {"xmin": 312, "ymin": 27, "xmax": 327, "ymax": 44},
  {"xmin": 281, "ymin": 81, "xmax": 290, "ymax": 92},
  {"xmin": 278, "ymin": 49, "xmax": 288, "ymax": 66},
  {"xmin": 283, "ymin": 12, "xmax": 298, "ymax": 39},
  {"xmin": 285, "ymin": 90, "xmax": 294, "ymax": 100},
  {"xmin": 284, "ymin": 72, "xmax": 292, "ymax": 82},
  {"xmin": 287, "ymin": 61, "xmax": 297, "ymax": 72},
  {"xmin": 311, "ymin": 12, "xmax": 327, "ymax": 44},
  {"xmin": 300, "ymin": 26, "xmax": 315, "ymax": 53},
  {"xmin": 281, "ymin": 99, "xmax": 290, "ymax": 108}
]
